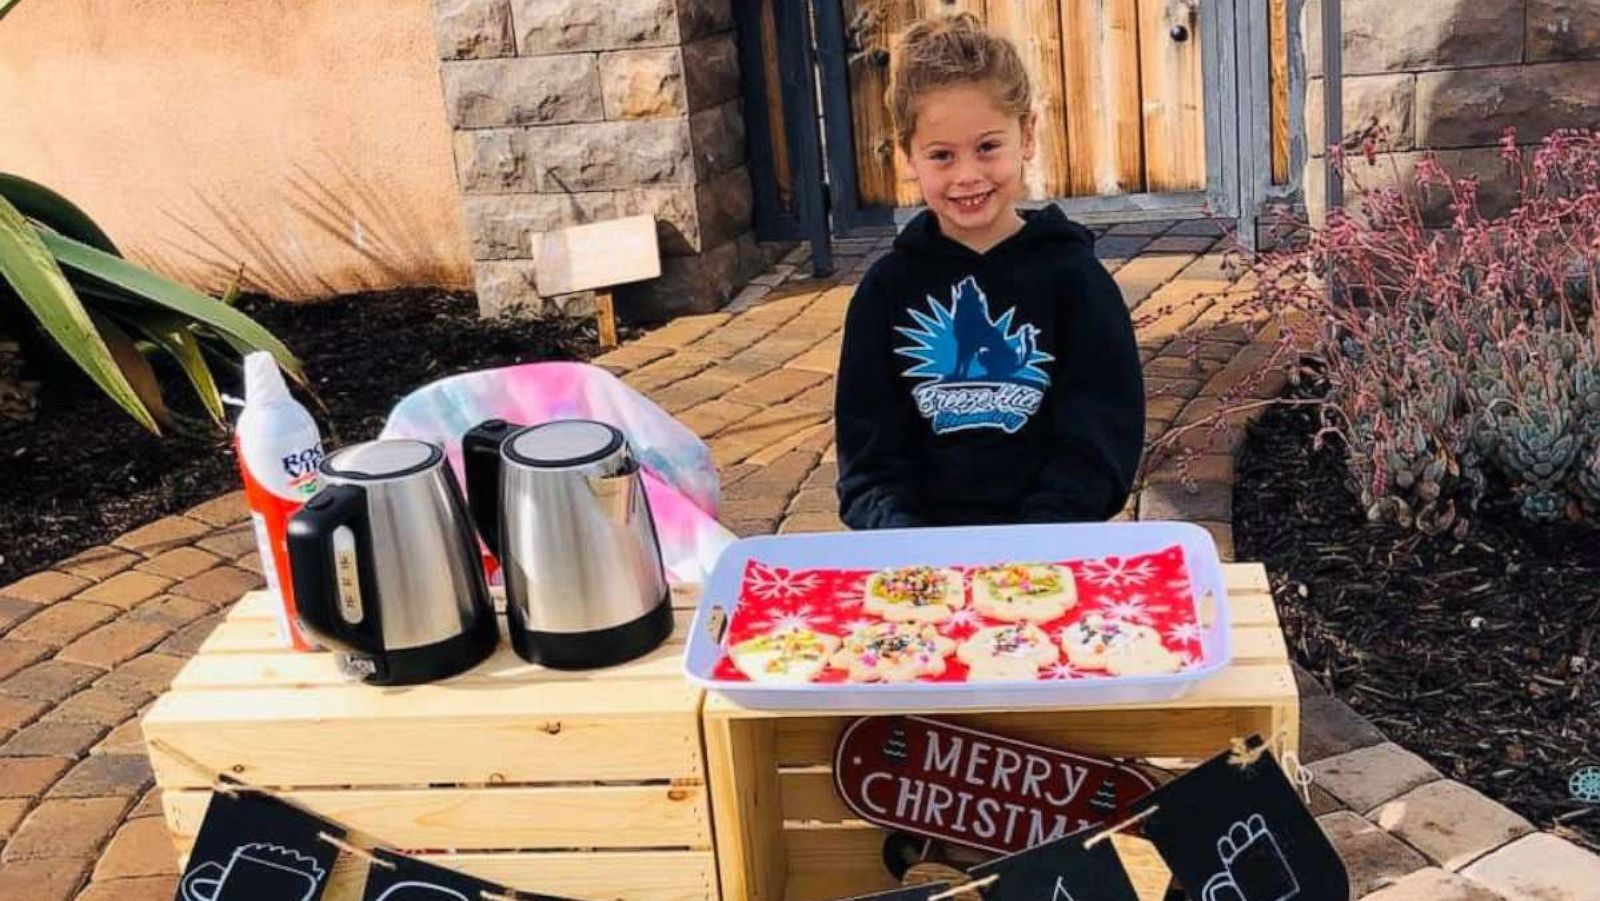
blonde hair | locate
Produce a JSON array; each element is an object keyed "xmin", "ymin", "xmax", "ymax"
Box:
[{"xmin": 888, "ymin": 14, "xmax": 1032, "ymax": 153}]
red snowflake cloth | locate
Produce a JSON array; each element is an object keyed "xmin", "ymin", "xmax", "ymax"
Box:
[{"xmin": 711, "ymin": 544, "xmax": 1210, "ymax": 684}]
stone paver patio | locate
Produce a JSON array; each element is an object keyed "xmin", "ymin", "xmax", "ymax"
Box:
[{"xmin": 2, "ymin": 221, "xmax": 1596, "ymax": 899}]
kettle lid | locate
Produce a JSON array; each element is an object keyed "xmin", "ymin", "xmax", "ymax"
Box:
[
  {"xmin": 323, "ymin": 439, "xmax": 442, "ymax": 480},
  {"xmin": 506, "ymin": 420, "xmax": 625, "ymax": 469}
]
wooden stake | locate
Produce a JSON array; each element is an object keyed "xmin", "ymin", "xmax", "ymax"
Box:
[{"xmin": 596, "ymin": 289, "xmax": 618, "ymax": 350}]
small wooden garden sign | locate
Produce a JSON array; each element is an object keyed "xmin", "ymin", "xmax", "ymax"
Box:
[{"xmin": 833, "ymin": 716, "xmax": 1159, "ymax": 854}]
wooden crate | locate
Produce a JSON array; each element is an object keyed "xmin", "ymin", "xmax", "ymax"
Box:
[
  {"xmin": 143, "ymin": 587, "xmax": 717, "ymax": 901},
  {"xmin": 702, "ymin": 563, "xmax": 1297, "ymax": 901}
]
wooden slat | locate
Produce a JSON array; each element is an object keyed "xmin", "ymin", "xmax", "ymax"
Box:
[
  {"xmin": 704, "ymin": 717, "xmax": 787, "ymax": 901},
  {"xmin": 843, "ymin": 0, "xmax": 917, "ymax": 208},
  {"xmin": 782, "ymin": 825, "xmax": 1172, "ymax": 900},
  {"xmin": 185, "ymin": 610, "xmax": 696, "ymax": 684},
  {"xmin": 308, "ymin": 851, "xmax": 716, "ymax": 901},
  {"xmin": 164, "ymin": 784, "xmax": 709, "ymax": 851},
  {"xmin": 178, "ymin": 628, "xmax": 687, "ymax": 689},
  {"xmin": 1224, "ymin": 561, "xmax": 1270, "ymax": 593},
  {"xmin": 1270, "ymin": 0, "xmax": 1290, "ymax": 184},
  {"xmin": 1062, "ymin": 0, "xmax": 1145, "ymax": 196},
  {"xmin": 760, "ymin": 0, "xmax": 794, "ymax": 210},
  {"xmin": 144, "ymin": 682, "xmax": 702, "ymax": 788},
  {"xmin": 765, "ymin": 699, "xmax": 1283, "ymax": 767},
  {"xmin": 1138, "ymin": 0, "xmax": 1207, "ymax": 191},
  {"xmin": 228, "ymin": 584, "xmax": 704, "ymax": 620},
  {"xmin": 416, "ymin": 851, "xmax": 716, "ymax": 901},
  {"xmin": 986, "ymin": 0, "xmax": 1071, "ymax": 198}
]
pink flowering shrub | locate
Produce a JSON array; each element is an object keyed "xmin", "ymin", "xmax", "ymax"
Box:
[{"xmin": 1228, "ymin": 129, "xmax": 1600, "ymax": 535}]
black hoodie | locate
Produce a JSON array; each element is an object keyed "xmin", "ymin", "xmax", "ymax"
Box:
[{"xmin": 834, "ymin": 206, "xmax": 1144, "ymax": 529}]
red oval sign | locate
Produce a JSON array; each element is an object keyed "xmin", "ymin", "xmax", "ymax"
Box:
[{"xmin": 834, "ymin": 716, "xmax": 1160, "ymax": 855}]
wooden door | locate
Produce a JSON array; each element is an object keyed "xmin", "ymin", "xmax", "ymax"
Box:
[{"xmin": 839, "ymin": 0, "xmax": 1208, "ymax": 207}]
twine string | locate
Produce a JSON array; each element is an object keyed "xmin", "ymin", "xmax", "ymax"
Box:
[{"xmin": 927, "ymin": 873, "xmax": 1000, "ymax": 900}]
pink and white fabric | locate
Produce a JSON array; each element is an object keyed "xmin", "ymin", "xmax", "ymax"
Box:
[{"xmin": 380, "ymin": 361, "xmax": 735, "ymax": 585}]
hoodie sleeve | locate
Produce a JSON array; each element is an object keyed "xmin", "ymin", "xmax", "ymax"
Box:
[
  {"xmin": 1018, "ymin": 255, "xmax": 1145, "ymax": 523},
  {"xmin": 835, "ymin": 268, "xmax": 927, "ymax": 530}
]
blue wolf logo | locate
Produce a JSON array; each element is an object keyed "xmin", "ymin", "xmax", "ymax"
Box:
[{"xmin": 895, "ymin": 277, "xmax": 1052, "ymax": 434}]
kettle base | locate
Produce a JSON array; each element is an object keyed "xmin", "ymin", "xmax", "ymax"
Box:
[
  {"xmin": 512, "ymin": 595, "xmax": 674, "ymax": 670},
  {"xmin": 359, "ymin": 616, "xmax": 500, "ymax": 686}
]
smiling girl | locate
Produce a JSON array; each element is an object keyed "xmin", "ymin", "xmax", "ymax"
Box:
[{"xmin": 834, "ymin": 14, "xmax": 1145, "ymax": 529}]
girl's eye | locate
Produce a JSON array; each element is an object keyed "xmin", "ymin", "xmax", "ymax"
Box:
[
  {"xmin": 928, "ymin": 150, "xmax": 953, "ymax": 163},
  {"xmin": 979, "ymin": 141, "xmax": 1001, "ymax": 154}
]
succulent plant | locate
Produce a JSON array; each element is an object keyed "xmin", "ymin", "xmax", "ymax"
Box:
[
  {"xmin": 1496, "ymin": 406, "xmax": 1579, "ymax": 490},
  {"xmin": 1519, "ymin": 487, "xmax": 1568, "ymax": 523}
]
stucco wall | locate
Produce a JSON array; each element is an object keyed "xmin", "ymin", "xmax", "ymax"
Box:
[
  {"xmin": 1300, "ymin": 0, "xmax": 1600, "ymax": 222},
  {"xmin": 0, "ymin": 0, "xmax": 473, "ymax": 301}
]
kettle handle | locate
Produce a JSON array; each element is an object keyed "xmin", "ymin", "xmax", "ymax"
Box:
[
  {"xmin": 286, "ymin": 484, "xmax": 385, "ymax": 666},
  {"xmin": 463, "ymin": 419, "xmax": 519, "ymax": 557}
]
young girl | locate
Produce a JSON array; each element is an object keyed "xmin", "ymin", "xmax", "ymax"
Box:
[{"xmin": 835, "ymin": 14, "xmax": 1144, "ymax": 529}]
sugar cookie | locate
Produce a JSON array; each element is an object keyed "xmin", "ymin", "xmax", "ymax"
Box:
[
  {"xmin": 729, "ymin": 627, "xmax": 840, "ymax": 684},
  {"xmin": 1059, "ymin": 614, "xmax": 1163, "ymax": 670},
  {"xmin": 970, "ymin": 563, "xmax": 1078, "ymax": 622},
  {"xmin": 864, "ymin": 566, "xmax": 966, "ymax": 623},
  {"xmin": 1105, "ymin": 640, "xmax": 1184, "ymax": 676},
  {"xmin": 831, "ymin": 622, "xmax": 956, "ymax": 682},
  {"xmin": 957, "ymin": 623, "xmax": 1060, "ymax": 681}
]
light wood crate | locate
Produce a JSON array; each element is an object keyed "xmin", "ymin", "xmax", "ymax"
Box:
[
  {"xmin": 142, "ymin": 587, "xmax": 717, "ymax": 901},
  {"xmin": 702, "ymin": 563, "xmax": 1298, "ymax": 901}
]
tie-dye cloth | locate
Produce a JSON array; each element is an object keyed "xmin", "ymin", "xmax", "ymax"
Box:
[{"xmin": 379, "ymin": 361, "xmax": 736, "ymax": 585}]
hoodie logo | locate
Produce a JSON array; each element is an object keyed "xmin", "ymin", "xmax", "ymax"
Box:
[{"xmin": 895, "ymin": 276, "xmax": 1053, "ymax": 434}]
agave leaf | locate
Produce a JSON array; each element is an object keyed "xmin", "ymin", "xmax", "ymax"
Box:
[
  {"xmin": 0, "ymin": 195, "xmax": 159, "ymax": 433},
  {"xmin": 0, "ymin": 173, "xmax": 119, "ymax": 255},
  {"xmin": 92, "ymin": 312, "xmax": 170, "ymax": 427},
  {"xmin": 39, "ymin": 230, "xmax": 306, "ymax": 386},
  {"xmin": 120, "ymin": 312, "xmax": 226, "ymax": 426}
]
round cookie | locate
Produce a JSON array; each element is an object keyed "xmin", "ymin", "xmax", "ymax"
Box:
[
  {"xmin": 831, "ymin": 622, "xmax": 956, "ymax": 683},
  {"xmin": 1059, "ymin": 614, "xmax": 1163, "ymax": 671},
  {"xmin": 729, "ymin": 627, "xmax": 840, "ymax": 684},
  {"xmin": 970, "ymin": 563, "xmax": 1078, "ymax": 622},
  {"xmin": 864, "ymin": 566, "xmax": 966, "ymax": 624},
  {"xmin": 1105, "ymin": 640, "xmax": 1184, "ymax": 677},
  {"xmin": 957, "ymin": 623, "xmax": 1060, "ymax": 681}
]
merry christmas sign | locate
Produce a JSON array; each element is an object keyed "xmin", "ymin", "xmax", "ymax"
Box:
[{"xmin": 834, "ymin": 716, "xmax": 1159, "ymax": 854}]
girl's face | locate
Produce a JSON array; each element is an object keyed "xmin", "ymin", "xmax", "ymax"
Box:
[{"xmin": 904, "ymin": 82, "xmax": 1035, "ymax": 252}]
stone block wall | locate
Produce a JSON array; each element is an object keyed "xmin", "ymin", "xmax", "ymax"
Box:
[
  {"xmin": 1300, "ymin": 0, "xmax": 1600, "ymax": 222},
  {"xmin": 432, "ymin": 0, "xmax": 767, "ymax": 320}
]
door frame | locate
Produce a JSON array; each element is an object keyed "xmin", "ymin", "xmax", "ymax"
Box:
[{"xmin": 809, "ymin": 0, "xmax": 1276, "ymax": 247}]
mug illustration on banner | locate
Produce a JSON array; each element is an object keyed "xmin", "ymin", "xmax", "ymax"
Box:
[
  {"xmin": 1201, "ymin": 815, "xmax": 1301, "ymax": 901},
  {"xmin": 180, "ymin": 842, "xmax": 327, "ymax": 901},
  {"xmin": 377, "ymin": 883, "xmax": 472, "ymax": 901}
]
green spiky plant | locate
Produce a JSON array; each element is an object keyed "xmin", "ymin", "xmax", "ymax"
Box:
[{"xmin": 0, "ymin": 173, "xmax": 307, "ymax": 435}]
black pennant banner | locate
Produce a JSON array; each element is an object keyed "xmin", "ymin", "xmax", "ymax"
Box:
[
  {"xmin": 361, "ymin": 849, "xmax": 582, "ymax": 901},
  {"xmin": 175, "ymin": 789, "xmax": 342, "ymax": 901},
  {"xmin": 966, "ymin": 831, "xmax": 1140, "ymax": 901},
  {"xmin": 1135, "ymin": 738, "xmax": 1348, "ymax": 901}
]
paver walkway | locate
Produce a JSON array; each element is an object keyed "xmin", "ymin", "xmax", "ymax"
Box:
[{"xmin": 1, "ymin": 221, "xmax": 1595, "ymax": 900}]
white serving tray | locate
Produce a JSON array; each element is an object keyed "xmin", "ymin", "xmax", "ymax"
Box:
[{"xmin": 683, "ymin": 521, "xmax": 1233, "ymax": 711}]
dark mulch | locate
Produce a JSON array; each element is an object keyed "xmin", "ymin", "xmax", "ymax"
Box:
[
  {"xmin": 1235, "ymin": 380, "xmax": 1600, "ymax": 851},
  {"xmin": 0, "ymin": 289, "xmax": 611, "ymax": 585}
]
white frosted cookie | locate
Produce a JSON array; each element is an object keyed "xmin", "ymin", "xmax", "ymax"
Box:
[
  {"xmin": 957, "ymin": 623, "xmax": 1060, "ymax": 681},
  {"xmin": 1059, "ymin": 614, "xmax": 1163, "ymax": 671},
  {"xmin": 970, "ymin": 563, "xmax": 1078, "ymax": 622},
  {"xmin": 830, "ymin": 622, "xmax": 956, "ymax": 683},
  {"xmin": 1105, "ymin": 640, "xmax": 1184, "ymax": 676},
  {"xmin": 729, "ymin": 628, "xmax": 841, "ymax": 684},
  {"xmin": 863, "ymin": 566, "xmax": 966, "ymax": 624}
]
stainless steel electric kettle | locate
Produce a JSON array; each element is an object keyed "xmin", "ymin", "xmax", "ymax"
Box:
[
  {"xmin": 464, "ymin": 418, "xmax": 672, "ymax": 669},
  {"xmin": 287, "ymin": 438, "xmax": 498, "ymax": 685}
]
